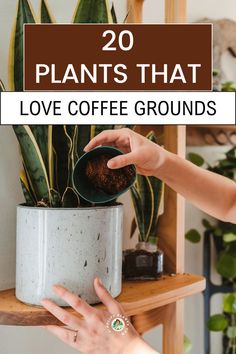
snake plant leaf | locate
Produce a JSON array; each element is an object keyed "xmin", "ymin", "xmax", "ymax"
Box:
[
  {"xmin": 130, "ymin": 185, "xmax": 145, "ymax": 241},
  {"xmin": 148, "ymin": 176, "xmax": 164, "ymax": 243},
  {"xmin": 52, "ymin": 126, "xmax": 69, "ymax": 195},
  {"xmin": 20, "ymin": 178, "xmax": 35, "ymax": 206},
  {"xmin": 20, "ymin": 170, "xmax": 35, "ymax": 206},
  {"xmin": 145, "ymin": 131, "xmax": 164, "ymax": 243},
  {"xmin": 52, "ymin": 147, "xmax": 59, "ymax": 191},
  {"xmin": 73, "ymin": 0, "xmax": 113, "ymax": 23},
  {"xmin": 130, "ymin": 131, "xmax": 164, "ymax": 244},
  {"xmin": 49, "ymin": 189, "xmax": 61, "ymax": 207},
  {"xmin": 13, "ymin": 125, "xmax": 50, "ymax": 202},
  {"xmin": 62, "ymin": 187, "xmax": 80, "ymax": 208},
  {"xmin": 22, "ymin": 161, "xmax": 37, "ymax": 201},
  {"xmin": 77, "ymin": 125, "xmax": 91, "ymax": 157},
  {"xmin": 40, "ymin": 0, "xmax": 54, "ymax": 23},
  {"xmin": 0, "ymin": 80, "xmax": 5, "ymax": 91},
  {"xmin": 47, "ymin": 125, "xmax": 54, "ymax": 188},
  {"xmin": 64, "ymin": 126, "xmax": 78, "ymax": 187},
  {"xmin": 137, "ymin": 174, "xmax": 155, "ymax": 241},
  {"xmin": 130, "ymin": 218, "xmax": 137, "ymax": 239},
  {"xmin": 29, "ymin": 126, "xmax": 49, "ymax": 173},
  {"xmin": 9, "ymin": 0, "xmax": 36, "ymax": 91},
  {"xmin": 111, "ymin": 3, "xmax": 117, "ymax": 23}
]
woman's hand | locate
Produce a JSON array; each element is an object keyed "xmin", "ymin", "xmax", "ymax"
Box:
[
  {"xmin": 84, "ymin": 128, "xmax": 168, "ymax": 176},
  {"xmin": 41, "ymin": 278, "xmax": 156, "ymax": 354}
]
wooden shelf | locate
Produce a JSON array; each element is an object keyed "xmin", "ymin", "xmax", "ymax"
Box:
[{"xmin": 0, "ymin": 274, "xmax": 205, "ymax": 326}]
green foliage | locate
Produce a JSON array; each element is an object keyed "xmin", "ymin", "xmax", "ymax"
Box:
[
  {"xmin": 207, "ymin": 314, "xmax": 228, "ymax": 332},
  {"xmin": 41, "ymin": 0, "xmax": 54, "ymax": 23},
  {"xmin": 0, "ymin": 80, "xmax": 5, "ymax": 92},
  {"xmin": 187, "ymin": 152, "xmax": 205, "ymax": 167},
  {"xmin": 223, "ymin": 233, "xmax": 236, "ymax": 243},
  {"xmin": 221, "ymin": 81, "xmax": 236, "ymax": 92},
  {"xmin": 13, "ymin": 125, "xmax": 50, "ymax": 203},
  {"xmin": 185, "ymin": 229, "xmax": 201, "ymax": 243},
  {"xmin": 183, "ymin": 335, "xmax": 192, "ymax": 353},
  {"xmin": 9, "ymin": 0, "xmax": 36, "ymax": 91},
  {"xmin": 73, "ymin": 0, "xmax": 113, "ymax": 23},
  {"xmin": 217, "ymin": 252, "xmax": 236, "ymax": 280},
  {"xmin": 8, "ymin": 0, "xmax": 135, "ymax": 208},
  {"xmin": 224, "ymin": 294, "xmax": 236, "ymax": 314},
  {"xmin": 208, "ymin": 146, "xmax": 236, "ymax": 181},
  {"xmin": 186, "ymin": 145, "xmax": 236, "ymax": 352},
  {"xmin": 130, "ymin": 131, "xmax": 164, "ymax": 244}
]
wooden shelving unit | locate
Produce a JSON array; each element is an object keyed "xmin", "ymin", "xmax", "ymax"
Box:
[
  {"xmin": 127, "ymin": 2, "xmax": 199, "ymax": 353},
  {"xmin": 0, "ymin": 2, "xmax": 205, "ymax": 354},
  {"xmin": 0, "ymin": 274, "xmax": 205, "ymax": 327}
]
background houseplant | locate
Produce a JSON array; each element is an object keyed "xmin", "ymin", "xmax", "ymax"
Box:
[
  {"xmin": 123, "ymin": 131, "xmax": 164, "ymax": 279},
  {"xmin": 187, "ymin": 145, "xmax": 236, "ymax": 354},
  {"xmin": 6, "ymin": 0, "xmax": 134, "ymax": 306}
]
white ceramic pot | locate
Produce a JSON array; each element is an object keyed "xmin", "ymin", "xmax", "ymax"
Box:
[{"xmin": 16, "ymin": 204, "xmax": 123, "ymax": 306}]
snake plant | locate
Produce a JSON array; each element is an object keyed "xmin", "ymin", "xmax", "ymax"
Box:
[
  {"xmin": 130, "ymin": 132, "xmax": 164, "ymax": 245},
  {"xmin": 6, "ymin": 0, "xmax": 133, "ymax": 208}
]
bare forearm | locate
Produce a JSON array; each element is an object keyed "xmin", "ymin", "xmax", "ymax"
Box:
[
  {"xmin": 124, "ymin": 337, "xmax": 159, "ymax": 354},
  {"xmin": 155, "ymin": 150, "xmax": 236, "ymax": 223}
]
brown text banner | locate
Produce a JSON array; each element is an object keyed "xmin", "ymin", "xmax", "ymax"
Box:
[{"xmin": 24, "ymin": 24, "xmax": 212, "ymax": 91}]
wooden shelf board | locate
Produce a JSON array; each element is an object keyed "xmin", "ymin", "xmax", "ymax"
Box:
[{"xmin": 0, "ymin": 274, "xmax": 205, "ymax": 326}]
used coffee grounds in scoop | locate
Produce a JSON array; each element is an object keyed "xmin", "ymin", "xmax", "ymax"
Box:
[{"xmin": 85, "ymin": 154, "xmax": 136, "ymax": 195}]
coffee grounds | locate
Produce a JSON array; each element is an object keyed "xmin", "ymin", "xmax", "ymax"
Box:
[{"xmin": 85, "ymin": 154, "xmax": 135, "ymax": 195}]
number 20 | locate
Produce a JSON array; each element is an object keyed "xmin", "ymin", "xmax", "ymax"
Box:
[{"xmin": 102, "ymin": 30, "xmax": 134, "ymax": 51}]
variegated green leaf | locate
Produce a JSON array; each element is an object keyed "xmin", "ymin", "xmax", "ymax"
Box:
[
  {"xmin": 47, "ymin": 125, "xmax": 54, "ymax": 188},
  {"xmin": 20, "ymin": 169, "xmax": 36, "ymax": 206},
  {"xmin": 30, "ymin": 126, "xmax": 49, "ymax": 174},
  {"xmin": 52, "ymin": 126, "xmax": 69, "ymax": 195},
  {"xmin": 64, "ymin": 125, "xmax": 78, "ymax": 187},
  {"xmin": 49, "ymin": 188, "xmax": 61, "ymax": 207},
  {"xmin": 130, "ymin": 185, "xmax": 145, "ymax": 241},
  {"xmin": 62, "ymin": 187, "xmax": 80, "ymax": 208},
  {"xmin": 73, "ymin": 0, "xmax": 113, "ymax": 23},
  {"xmin": 13, "ymin": 125, "xmax": 50, "ymax": 202},
  {"xmin": 0, "ymin": 80, "xmax": 5, "ymax": 92},
  {"xmin": 130, "ymin": 217, "xmax": 137, "ymax": 239},
  {"xmin": 130, "ymin": 131, "xmax": 164, "ymax": 244},
  {"xmin": 20, "ymin": 178, "xmax": 35, "ymax": 206},
  {"xmin": 9, "ymin": 0, "xmax": 36, "ymax": 91},
  {"xmin": 148, "ymin": 176, "xmax": 164, "ymax": 241},
  {"xmin": 137, "ymin": 174, "xmax": 155, "ymax": 241},
  {"xmin": 40, "ymin": 0, "xmax": 54, "ymax": 23},
  {"xmin": 111, "ymin": 3, "xmax": 117, "ymax": 23},
  {"xmin": 22, "ymin": 162, "xmax": 37, "ymax": 201}
]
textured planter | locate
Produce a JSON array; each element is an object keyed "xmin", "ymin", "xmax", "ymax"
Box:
[{"xmin": 16, "ymin": 204, "xmax": 123, "ymax": 306}]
